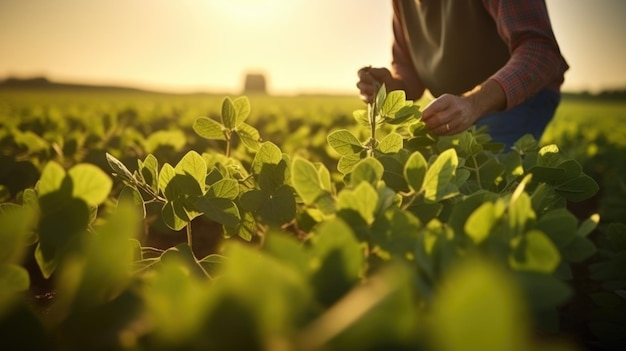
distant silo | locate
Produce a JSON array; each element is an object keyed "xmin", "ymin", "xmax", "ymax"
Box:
[{"xmin": 243, "ymin": 73, "xmax": 267, "ymax": 94}]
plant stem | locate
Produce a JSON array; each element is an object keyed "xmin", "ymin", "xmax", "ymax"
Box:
[
  {"xmin": 224, "ymin": 130, "xmax": 232, "ymax": 157},
  {"xmin": 186, "ymin": 222, "xmax": 193, "ymax": 253},
  {"xmin": 470, "ymin": 154, "xmax": 482, "ymax": 188},
  {"xmin": 368, "ymin": 103, "xmax": 377, "ymax": 157}
]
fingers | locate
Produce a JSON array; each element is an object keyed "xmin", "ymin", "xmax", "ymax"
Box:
[
  {"xmin": 421, "ymin": 94, "xmax": 462, "ymax": 135},
  {"xmin": 422, "ymin": 94, "xmax": 452, "ymax": 120},
  {"xmin": 356, "ymin": 67, "xmax": 376, "ymax": 103},
  {"xmin": 356, "ymin": 66, "xmax": 391, "ymax": 103},
  {"xmin": 425, "ymin": 114, "xmax": 457, "ymax": 135},
  {"xmin": 366, "ymin": 67, "xmax": 392, "ymax": 82},
  {"xmin": 356, "ymin": 80, "xmax": 376, "ymax": 103}
]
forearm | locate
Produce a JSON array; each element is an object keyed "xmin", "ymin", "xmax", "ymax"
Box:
[{"xmin": 462, "ymin": 79, "xmax": 506, "ymax": 121}]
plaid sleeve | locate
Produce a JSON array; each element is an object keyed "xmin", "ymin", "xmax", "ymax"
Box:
[{"xmin": 482, "ymin": 0, "xmax": 569, "ymax": 109}]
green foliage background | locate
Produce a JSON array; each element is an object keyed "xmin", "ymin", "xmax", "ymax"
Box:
[{"xmin": 1, "ymin": 89, "xmax": 625, "ymax": 350}]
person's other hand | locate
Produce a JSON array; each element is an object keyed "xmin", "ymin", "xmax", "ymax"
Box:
[
  {"xmin": 421, "ymin": 94, "xmax": 479, "ymax": 135},
  {"xmin": 356, "ymin": 67, "xmax": 403, "ymax": 103}
]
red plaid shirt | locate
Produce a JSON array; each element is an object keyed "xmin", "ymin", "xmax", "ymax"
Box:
[{"xmin": 391, "ymin": 0, "xmax": 569, "ymax": 109}]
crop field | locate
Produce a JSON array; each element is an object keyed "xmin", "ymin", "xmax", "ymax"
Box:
[{"xmin": 1, "ymin": 89, "xmax": 625, "ymax": 350}]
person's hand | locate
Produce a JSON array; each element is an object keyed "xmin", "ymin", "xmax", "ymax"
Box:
[
  {"xmin": 421, "ymin": 94, "xmax": 480, "ymax": 135},
  {"xmin": 356, "ymin": 66, "xmax": 404, "ymax": 103}
]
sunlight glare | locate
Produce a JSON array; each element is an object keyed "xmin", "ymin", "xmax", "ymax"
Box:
[{"xmin": 214, "ymin": 0, "xmax": 289, "ymax": 23}]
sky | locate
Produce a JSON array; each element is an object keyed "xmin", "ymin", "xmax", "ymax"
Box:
[{"xmin": 0, "ymin": 0, "xmax": 625, "ymax": 95}]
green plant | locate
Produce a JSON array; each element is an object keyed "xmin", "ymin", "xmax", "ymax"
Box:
[{"xmin": 0, "ymin": 87, "xmax": 616, "ymax": 350}]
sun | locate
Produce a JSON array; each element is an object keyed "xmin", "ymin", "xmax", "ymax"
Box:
[{"xmin": 213, "ymin": 0, "xmax": 291, "ymax": 23}]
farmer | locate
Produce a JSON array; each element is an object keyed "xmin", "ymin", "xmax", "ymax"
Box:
[{"xmin": 356, "ymin": 0, "xmax": 569, "ymax": 149}]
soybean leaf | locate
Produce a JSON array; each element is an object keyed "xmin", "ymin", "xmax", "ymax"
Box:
[
  {"xmin": 0, "ymin": 204, "xmax": 36, "ymax": 264},
  {"xmin": 158, "ymin": 163, "xmax": 175, "ymax": 199},
  {"xmin": 516, "ymin": 271, "xmax": 572, "ymax": 311},
  {"xmin": 508, "ymin": 192, "xmax": 535, "ymax": 237},
  {"xmin": 558, "ymin": 159, "xmax": 582, "ymax": 179},
  {"xmin": 144, "ymin": 130, "xmax": 186, "ymax": 154},
  {"xmin": 38, "ymin": 161, "xmax": 66, "ymax": 196},
  {"xmin": 251, "ymin": 141, "xmax": 282, "ymax": 175},
  {"xmin": 224, "ymin": 211, "xmax": 255, "ymax": 241},
  {"xmin": 431, "ymin": 259, "xmax": 531, "ymax": 351},
  {"xmin": 13, "ymin": 130, "xmax": 48, "ymax": 153},
  {"xmin": 534, "ymin": 208, "xmax": 578, "ymax": 248},
  {"xmin": 379, "ymin": 155, "xmax": 409, "ymax": 193},
  {"xmin": 62, "ymin": 200, "xmax": 141, "ymax": 309},
  {"xmin": 207, "ymin": 178, "xmax": 239, "ymax": 200},
  {"xmin": 509, "ymin": 230, "xmax": 561, "ymax": 274},
  {"xmin": 577, "ymin": 214, "xmax": 600, "ymax": 237},
  {"xmin": 291, "ymin": 157, "xmax": 325, "ymax": 205},
  {"xmin": 195, "ymin": 196, "xmax": 240, "ymax": 228},
  {"xmin": 561, "ymin": 236, "xmax": 596, "ymax": 262},
  {"xmin": 139, "ymin": 154, "xmax": 159, "ymax": 193},
  {"xmin": 512, "ymin": 134, "xmax": 540, "ymax": 154},
  {"xmin": 68, "ymin": 164, "xmax": 113, "ymax": 206},
  {"xmin": 239, "ymin": 189, "xmax": 265, "ymax": 212},
  {"xmin": 353, "ymin": 109, "xmax": 370, "ymax": 127},
  {"xmin": 465, "ymin": 202, "xmax": 503, "ymax": 244},
  {"xmin": 380, "ymin": 90, "xmax": 406, "ymax": 117},
  {"xmin": 404, "ymin": 151, "xmax": 428, "ymax": 193},
  {"xmin": 221, "ymin": 97, "xmax": 237, "ymax": 129},
  {"xmin": 337, "ymin": 154, "xmax": 364, "ymax": 175},
  {"xmin": 387, "ymin": 104, "xmax": 421, "ymax": 125},
  {"xmin": 193, "ymin": 116, "xmax": 227, "ymax": 141},
  {"xmin": 0, "ymin": 264, "xmax": 30, "ymax": 295},
  {"xmin": 314, "ymin": 193, "xmax": 337, "ymax": 216},
  {"xmin": 258, "ymin": 160, "xmax": 288, "ymax": 193},
  {"xmin": 233, "ymin": 96, "xmax": 251, "ymax": 127},
  {"xmin": 292, "ymin": 158, "xmax": 335, "ymax": 215},
  {"xmin": 310, "ymin": 218, "xmax": 364, "ymax": 306},
  {"xmin": 527, "ymin": 166, "xmax": 566, "ymax": 184},
  {"xmin": 337, "ymin": 182, "xmax": 379, "ymax": 225},
  {"xmin": 327, "ymin": 130, "xmax": 365, "ymax": 156},
  {"xmin": 205, "ymin": 166, "xmax": 225, "ymax": 186},
  {"xmin": 262, "ymin": 233, "xmax": 309, "ymax": 276},
  {"xmin": 36, "ymin": 196, "xmax": 91, "ymax": 278},
  {"xmin": 374, "ymin": 84, "xmax": 387, "ymax": 116},
  {"xmin": 555, "ymin": 174, "xmax": 600, "ymax": 202},
  {"xmin": 537, "ymin": 144, "xmax": 563, "ymax": 168},
  {"xmin": 106, "ymin": 153, "xmax": 134, "ymax": 181},
  {"xmin": 350, "ymin": 158, "xmax": 384, "ymax": 187},
  {"xmin": 423, "ymin": 148, "xmax": 458, "ymax": 202},
  {"xmin": 119, "ymin": 185, "xmax": 146, "ymax": 218},
  {"xmin": 174, "ymin": 151, "xmax": 207, "ymax": 193},
  {"xmin": 162, "ymin": 200, "xmax": 190, "ymax": 231},
  {"xmin": 376, "ymin": 132, "xmax": 403, "ymax": 154},
  {"xmin": 197, "ymin": 254, "xmax": 227, "ymax": 278},
  {"xmin": 457, "ymin": 132, "xmax": 483, "ymax": 157},
  {"xmin": 236, "ymin": 123, "xmax": 261, "ymax": 151},
  {"xmin": 257, "ymin": 185, "xmax": 296, "ymax": 226},
  {"xmin": 471, "ymin": 153, "xmax": 505, "ymax": 189},
  {"xmin": 315, "ymin": 162, "xmax": 332, "ymax": 192}
]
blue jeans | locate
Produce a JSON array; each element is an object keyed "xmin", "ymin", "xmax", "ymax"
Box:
[{"xmin": 475, "ymin": 89, "xmax": 560, "ymax": 150}]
